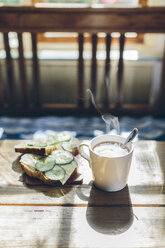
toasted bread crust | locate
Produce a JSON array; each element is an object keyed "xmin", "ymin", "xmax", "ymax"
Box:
[
  {"xmin": 15, "ymin": 146, "xmax": 58, "ymax": 156},
  {"xmin": 24, "ymin": 170, "xmax": 83, "ymax": 186},
  {"xmin": 70, "ymin": 147, "xmax": 79, "ymax": 156},
  {"xmin": 15, "ymin": 146, "xmax": 78, "ymax": 156}
]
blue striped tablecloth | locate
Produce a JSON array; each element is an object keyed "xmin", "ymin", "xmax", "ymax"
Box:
[{"xmin": 0, "ymin": 116, "xmax": 165, "ymax": 141}]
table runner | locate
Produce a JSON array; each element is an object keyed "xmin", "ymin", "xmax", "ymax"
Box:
[{"xmin": 0, "ymin": 116, "xmax": 164, "ymax": 141}]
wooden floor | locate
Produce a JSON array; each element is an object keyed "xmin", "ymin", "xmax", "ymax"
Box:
[{"xmin": 0, "ymin": 140, "xmax": 165, "ymax": 247}]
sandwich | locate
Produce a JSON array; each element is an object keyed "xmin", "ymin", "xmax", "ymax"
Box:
[
  {"xmin": 15, "ymin": 131, "xmax": 78, "ymax": 156},
  {"xmin": 15, "ymin": 131, "xmax": 81, "ymax": 186}
]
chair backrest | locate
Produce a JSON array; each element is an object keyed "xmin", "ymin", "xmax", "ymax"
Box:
[{"xmin": 0, "ymin": 6, "xmax": 165, "ymax": 117}]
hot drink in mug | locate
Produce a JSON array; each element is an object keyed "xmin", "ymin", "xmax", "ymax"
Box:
[
  {"xmin": 79, "ymin": 134, "xmax": 134, "ymax": 192},
  {"xmin": 93, "ymin": 141, "xmax": 129, "ymax": 157}
]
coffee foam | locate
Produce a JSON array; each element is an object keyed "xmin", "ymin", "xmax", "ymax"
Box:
[{"xmin": 93, "ymin": 141, "xmax": 129, "ymax": 158}]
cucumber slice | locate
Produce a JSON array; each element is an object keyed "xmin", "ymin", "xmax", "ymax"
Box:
[
  {"xmin": 46, "ymin": 133, "xmax": 71, "ymax": 146},
  {"xmin": 46, "ymin": 138, "xmax": 57, "ymax": 146},
  {"xmin": 35, "ymin": 142, "xmax": 47, "ymax": 147},
  {"xmin": 62, "ymin": 138, "xmax": 79, "ymax": 152},
  {"xmin": 27, "ymin": 142, "xmax": 47, "ymax": 147},
  {"xmin": 45, "ymin": 165, "xmax": 65, "ymax": 181},
  {"xmin": 52, "ymin": 150, "xmax": 73, "ymax": 165},
  {"xmin": 56, "ymin": 133, "xmax": 71, "ymax": 142},
  {"xmin": 35, "ymin": 156, "xmax": 55, "ymax": 172},
  {"xmin": 61, "ymin": 142, "xmax": 73, "ymax": 152},
  {"xmin": 27, "ymin": 143, "xmax": 35, "ymax": 147},
  {"xmin": 20, "ymin": 154, "xmax": 38, "ymax": 168},
  {"xmin": 60, "ymin": 158, "xmax": 78, "ymax": 168}
]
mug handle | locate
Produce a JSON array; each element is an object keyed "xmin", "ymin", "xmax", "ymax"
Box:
[{"xmin": 79, "ymin": 144, "xmax": 90, "ymax": 163}]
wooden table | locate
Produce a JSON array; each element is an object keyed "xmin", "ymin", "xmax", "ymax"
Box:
[{"xmin": 0, "ymin": 140, "xmax": 165, "ymax": 248}]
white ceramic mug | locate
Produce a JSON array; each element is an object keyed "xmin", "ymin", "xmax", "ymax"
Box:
[{"xmin": 79, "ymin": 134, "xmax": 134, "ymax": 192}]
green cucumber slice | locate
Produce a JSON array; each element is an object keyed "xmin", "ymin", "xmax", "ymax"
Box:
[
  {"xmin": 20, "ymin": 154, "xmax": 38, "ymax": 168},
  {"xmin": 45, "ymin": 165, "xmax": 65, "ymax": 181},
  {"xmin": 35, "ymin": 142, "xmax": 47, "ymax": 147},
  {"xmin": 46, "ymin": 138, "xmax": 57, "ymax": 146},
  {"xmin": 52, "ymin": 150, "xmax": 73, "ymax": 165},
  {"xmin": 27, "ymin": 142, "xmax": 47, "ymax": 147},
  {"xmin": 62, "ymin": 138, "xmax": 79, "ymax": 152},
  {"xmin": 35, "ymin": 156, "xmax": 55, "ymax": 172},
  {"xmin": 60, "ymin": 158, "xmax": 78, "ymax": 167},
  {"xmin": 61, "ymin": 142, "xmax": 73, "ymax": 152},
  {"xmin": 56, "ymin": 133, "xmax": 71, "ymax": 142},
  {"xmin": 27, "ymin": 143, "xmax": 35, "ymax": 147},
  {"xmin": 46, "ymin": 133, "xmax": 71, "ymax": 146}
]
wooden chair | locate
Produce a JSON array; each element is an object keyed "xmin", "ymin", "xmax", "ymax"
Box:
[{"xmin": 0, "ymin": 6, "xmax": 165, "ymax": 117}]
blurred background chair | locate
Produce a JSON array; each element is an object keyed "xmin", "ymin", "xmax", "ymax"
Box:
[{"xmin": 0, "ymin": 1, "xmax": 165, "ymax": 117}]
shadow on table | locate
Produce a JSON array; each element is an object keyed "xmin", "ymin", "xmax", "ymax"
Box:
[
  {"xmin": 79, "ymin": 184, "xmax": 134, "ymax": 235},
  {"xmin": 12, "ymin": 155, "xmax": 23, "ymax": 173}
]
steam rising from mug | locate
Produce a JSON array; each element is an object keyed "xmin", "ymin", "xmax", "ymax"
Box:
[
  {"xmin": 86, "ymin": 89, "xmax": 102, "ymax": 116},
  {"xmin": 86, "ymin": 89, "xmax": 120, "ymax": 134}
]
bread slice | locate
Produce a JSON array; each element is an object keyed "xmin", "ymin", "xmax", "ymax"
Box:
[
  {"xmin": 20, "ymin": 161, "xmax": 78, "ymax": 186},
  {"xmin": 15, "ymin": 134, "xmax": 80, "ymax": 156},
  {"xmin": 19, "ymin": 149, "xmax": 79, "ymax": 186},
  {"xmin": 15, "ymin": 143, "xmax": 79, "ymax": 157},
  {"xmin": 15, "ymin": 146, "xmax": 57, "ymax": 156},
  {"xmin": 23, "ymin": 171, "xmax": 83, "ymax": 186}
]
